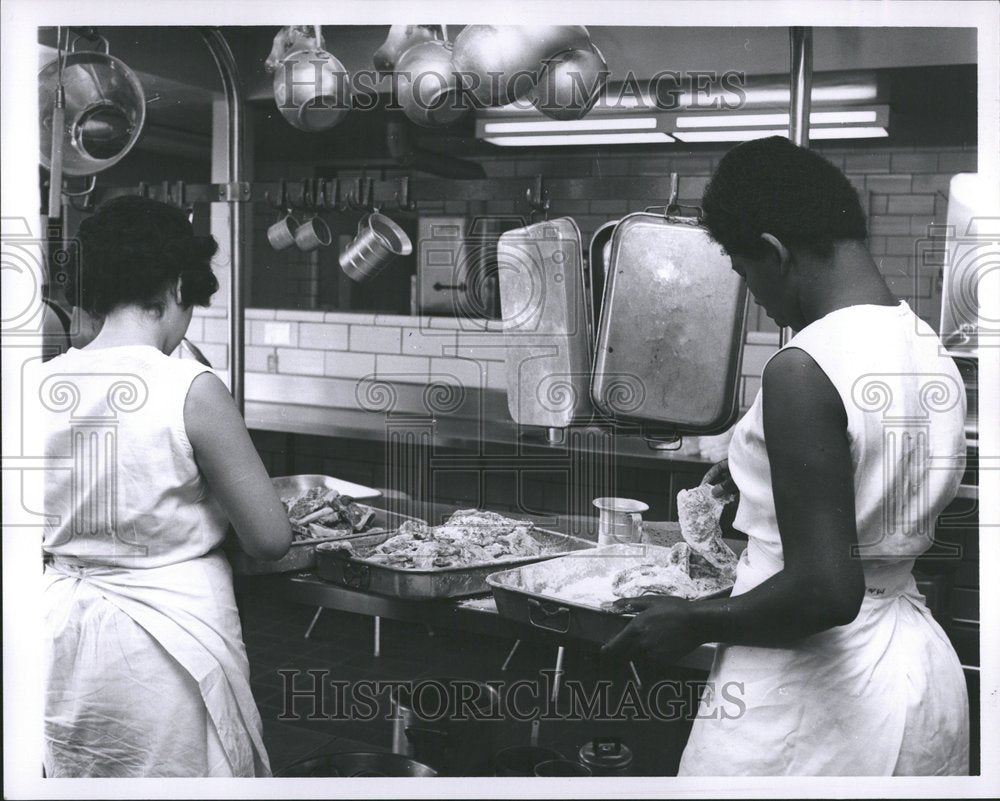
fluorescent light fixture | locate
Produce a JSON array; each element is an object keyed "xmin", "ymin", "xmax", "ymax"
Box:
[
  {"xmin": 674, "ymin": 126, "xmax": 888, "ymax": 143},
  {"xmin": 676, "ymin": 110, "xmax": 878, "ymax": 128},
  {"xmin": 482, "ymin": 117, "xmax": 659, "ymax": 134},
  {"xmin": 809, "ymin": 126, "xmax": 889, "ymax": 140},
  {"xmin": 484, "ymin": 132, "xmax": 675, "ymax": 147}
]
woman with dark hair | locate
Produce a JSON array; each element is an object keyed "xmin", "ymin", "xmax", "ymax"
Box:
[
  {"xmin": 604, "ymin": 137, "xmax": 968, "ymax": 775},
  {"xmin": 40, "ymin": 196, "xmax": 292, "ymax": 777}
]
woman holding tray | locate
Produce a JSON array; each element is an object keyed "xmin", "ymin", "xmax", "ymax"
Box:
[
  {"xmin": 604, "ymin": 136, "xmax": 969, "ymax": 776},
  {"xmin": 40, "ymin": 196, "xmax": 292, "ymax": 776}
]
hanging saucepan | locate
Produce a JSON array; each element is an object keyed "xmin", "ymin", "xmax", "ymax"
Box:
[
  {"xmin": 528, "ymin": 42, "xmax": 609, "ymax": 121},
  {"xmin": 395, "ymin": 36, "xmax": 466, "ymax": 128},
  {"xmin": 38, "ymin": 35, "xmax": 146, "ymax": 176},
  {"xmin": 451, "ymin": 25, "xmax": 591, "ymax": 107},
  {"xmin": 272, "ymin": 47, "xmax": 351, "ymax": 132},
  {"xmin": 373, "ymin": 24, "xmax": 443, "ymax": 76}
]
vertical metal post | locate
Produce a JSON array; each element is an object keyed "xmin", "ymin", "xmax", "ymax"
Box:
[
  {"xmin": 783, "ymin": 26, "xmax": 813, "ymax": 348},
  {"xmin": 199, "ymin": 28, "xmax": 247, "ymax": 413}
]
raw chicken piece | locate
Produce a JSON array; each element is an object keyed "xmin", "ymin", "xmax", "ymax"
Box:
[
  {"xmin": 612, "ymin": 563, "xmax": 702, "ymax": 600},
  {"xmin": 676, "ymin": 485, "xmax": 738, "ymax": 579}
]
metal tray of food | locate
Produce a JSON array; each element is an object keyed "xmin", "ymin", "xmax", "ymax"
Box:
[
  {"xmin": 315, "ymin": 525, "xmax": 596, "ymax": 599},
  {"xmin": 498, "ymin": 217, "xmax": 594, "ymax": 429},
  {"xmin": 271, "ymin": 474, "xmax": 382, "ymax": 502},
  {"xmin": 228, "ymin": 505, "xmax": 423, "ymax": 576},
  {"xmin": 228, "ymin": 475, "xmax": 385, "ymax": 575},
  {"xmin": 591, "ymin": 211, "xmax": 748, "ymax": 435},
  {"xmin": 486, "ymin": 543, "xmax": 734, "ymax": 644}
]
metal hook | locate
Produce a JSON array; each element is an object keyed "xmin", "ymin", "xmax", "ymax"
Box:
[
  {"xmin": 299, "ymin": 178, "xmax": 314, "ymax": 211},
  {"xmin": 525, "ymin": 174, "xmax": 550, "ymax": 221},
  {"xmin": 265, "ymin": 178, "xmax": 288, "ymax": 210},
  {"xmin": 393, "ymin": 176, "xmax": 417, "ymax": 213}
]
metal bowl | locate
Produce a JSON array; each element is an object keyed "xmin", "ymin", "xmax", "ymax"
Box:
[{"xmin": 39, "ymin": 50, "xmax": 147, "ymax": 176}]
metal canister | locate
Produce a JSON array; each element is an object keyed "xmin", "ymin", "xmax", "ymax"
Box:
[{"xmin": 578, "ymin": 737, "xmax": 634, "ymax": 775}]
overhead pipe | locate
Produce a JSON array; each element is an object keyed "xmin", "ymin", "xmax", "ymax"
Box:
[
  {"xmin": 198, "ymin": 27, "xmax": 248, "ymax": 413},
  {"xmin": 781, "ymin": 26, "xmax": 813, "ymax": 347}
]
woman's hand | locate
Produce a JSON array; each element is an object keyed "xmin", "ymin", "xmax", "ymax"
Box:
[
  {"xmin": 702, "ymin": 458, "xmax": 738, "ymax": 500},
  {"xmin": 601, "ymin": 596, "xmax": 705, "ymax": 664}
]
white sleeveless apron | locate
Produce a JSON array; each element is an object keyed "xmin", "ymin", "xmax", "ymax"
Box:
[
  {"xmin": 39, "ymin": 345, "xmax": 270, "ymax": 777},
  {"xmin": 678, "ymin": 303, "xmax": 969, "ymax": 776}
]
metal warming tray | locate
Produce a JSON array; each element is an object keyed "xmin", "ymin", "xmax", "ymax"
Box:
[
  {"xmin": 487, "ymin": 543, "xmax": 734, "ymax": 644},
  {"xmin": 315, "ymin": 526, "xmax": 596, "ymax": 599},
  {"xmin": 591, "ymin": 211, "xmax": 748, "ymax": 436},
  {"xmin": 228, "ymin": 475, "xmax": 384, "ymax": 576},
  {"xmin": 498, "ymin": 217, "xmax": 594, "ymax": 429}
]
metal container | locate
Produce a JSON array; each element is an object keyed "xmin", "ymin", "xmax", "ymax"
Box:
[
  {"xmin": 417, "ymin": 216, "xmax": 515, "ymax": 317},
  {"xmin": 493, "ymin": 746, "xmax": 563, "ymax": 776},
  {"xmin": 315, "ymin": 526, "xmax": 595, "ymax": 599},
  {"xmin": 280, "ymin": 751, "xmax": 437, "ymax": 778},
  {"xmin": 591, "ymin": 211, "xmax": 748, "ymax": 436},
  {"xmin": 487, "ymin": 543, "xmax": 733, "ymax": 644},
  {"xmin": 588, "ymin": 220, "xmax": 618, "ymax": 337},
  {"xmin": 498, "ymin": 217, "xmax": 594, "ymax": 429},
  {"xmin": 578, "ymin": 738, "xmax": 634, "ymax": 775},
  {"xmin": 228, "ymin": 475, "xmax": 383, "ymax": 575},
  {"xmin": 391, "ymin": 678, "xmax": 502, "ymax": 776}
]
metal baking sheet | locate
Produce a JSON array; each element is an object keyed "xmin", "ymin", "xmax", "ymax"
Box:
[
  {"xmin": 271, "ymin": 474, "xmax": 382, "ymax": 502},
  {"xmin": 315, "ymin": 526, "xmax": 596, "ymax": 599},
  {"xmin": 486, "ymin": 543, "xmax": 733, "ymax": 644},
  {"xmin": 591, "ymin": 212, "xmax": 748, "ymax": 434},
  {"xmin": 498, "ymin": 217, "xmax": 594, "ymax": 429}
]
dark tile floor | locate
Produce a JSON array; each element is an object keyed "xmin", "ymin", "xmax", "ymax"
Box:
[{"xmin": 235, "ymin": 586, "xmax": 702, "ymax": 777}]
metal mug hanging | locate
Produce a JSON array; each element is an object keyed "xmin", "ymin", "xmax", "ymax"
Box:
[
  {"xmin": 339, "ymin": 211, "xmax": 413, "ymax": 282},
  {"xmin": 295, "ymin": 214, "xmax": 332, "ymax": 252},
  {"xmin": 39, "ymin": 33, "xmax": 147, "ymax": 176},
  {"xmin": 267, "ymin": 210, "xmax": 300, "ymax": 251}
]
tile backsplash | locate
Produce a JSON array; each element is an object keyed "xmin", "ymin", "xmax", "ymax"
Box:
[{"xmin": 188, "ymin": 305, "xmax": 776, "ymax": 412}]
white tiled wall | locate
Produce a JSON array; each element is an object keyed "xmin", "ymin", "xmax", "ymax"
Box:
[{"xmin": 188, "ymin": 306, "xmax": 778, "ymax": 411}]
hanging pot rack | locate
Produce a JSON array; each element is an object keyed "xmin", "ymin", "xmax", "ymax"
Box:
[{"xmin": 53, "ymin": 25, "xmax": 814, "ymax": 418}]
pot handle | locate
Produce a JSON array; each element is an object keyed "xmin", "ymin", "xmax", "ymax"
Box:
[{"xmin": 526, "ymin": 598, "xmax": 571, "ymax": 633}]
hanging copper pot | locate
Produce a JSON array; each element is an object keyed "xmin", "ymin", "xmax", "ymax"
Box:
[
  {"xmin": 396, "ymin": 39, "xmax": 466, "ymax": 128},
  {"xmin": 373, "ymin": 24, "xmax": 442, "ymax": 76},
  {"xmin": 527, "ymin": 42, "xmax": 609, "ymax": 121}
]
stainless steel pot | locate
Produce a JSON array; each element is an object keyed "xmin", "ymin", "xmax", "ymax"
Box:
[
  {"xmin": 39, "ymin": 40, "xmax": 146, "ymax": 176},
  {"xmin": 391, "ymin": 679, "xmax": 502, "ymax": 776},
  {"xmin": 280, "ymin": 751, "xmax": 437, "ymax": 778},
  {"xmin": 272, "ymin": 48, "xmax": 351, "ymax": 132}
]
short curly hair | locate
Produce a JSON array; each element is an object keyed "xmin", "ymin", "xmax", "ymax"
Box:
[
  {"xmin": 701, "ymin": 136, "xmax": 867, "ymax": 260},
  {"xmin": 68, "ymin": 195, "xmax": 219, "ymax": 316}
]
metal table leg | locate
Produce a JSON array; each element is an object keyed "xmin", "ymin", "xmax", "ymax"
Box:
[
  {"xmin": 501, "ymin": 639, "xmax": 521, "ymax": 671},
  {"xmin": 551, "ymin": 646, "xmax": 565, "ymax": 703},
  {"xmin": 374, "ymin": 615, "xmax": 381, "ymax": 657},
  {"xmin": 303, "ymin": 606, "xmax": 323, "ymax": 639}
]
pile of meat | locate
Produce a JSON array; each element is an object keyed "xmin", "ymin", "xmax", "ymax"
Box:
[
  {"xmin": 611, "ymin": 484, "xmax": 738, "ymax": 601},
  {"xmin": 282, "ymin": 487, "xmax": 377, "ymax": 541},
  {"xmin": 333, "ymin": 509, "xmax": 544, "ymax": 570}
]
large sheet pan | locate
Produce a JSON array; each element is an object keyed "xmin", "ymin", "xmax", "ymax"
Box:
[
  {"xmin": 591, "ymin": 212, "xmax": 748, "ymax": 435},
  {"xmin": 487, "ymin": 543, "xmax": 733, "ymax": 644},
  {"xmin": 315, "ymin": 527, "xmax": 596, "ymax": 599}
]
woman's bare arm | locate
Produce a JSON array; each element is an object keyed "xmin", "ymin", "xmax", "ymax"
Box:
[
  {"xmin": 605, "ymin": 348, "xmax": 866, "ymax": 659},
  {"xmin": 184, "ymin": 372, "xmax": 292, "ymax": 560}
]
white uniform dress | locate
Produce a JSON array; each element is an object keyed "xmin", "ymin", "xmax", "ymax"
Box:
[
  {"xmin": 40, "ymin": 345, "xmax": 271, "ymax": 777},
  {"xmin": 678, "ymin": 302, "xmax": 969, "ymax": 776}
]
